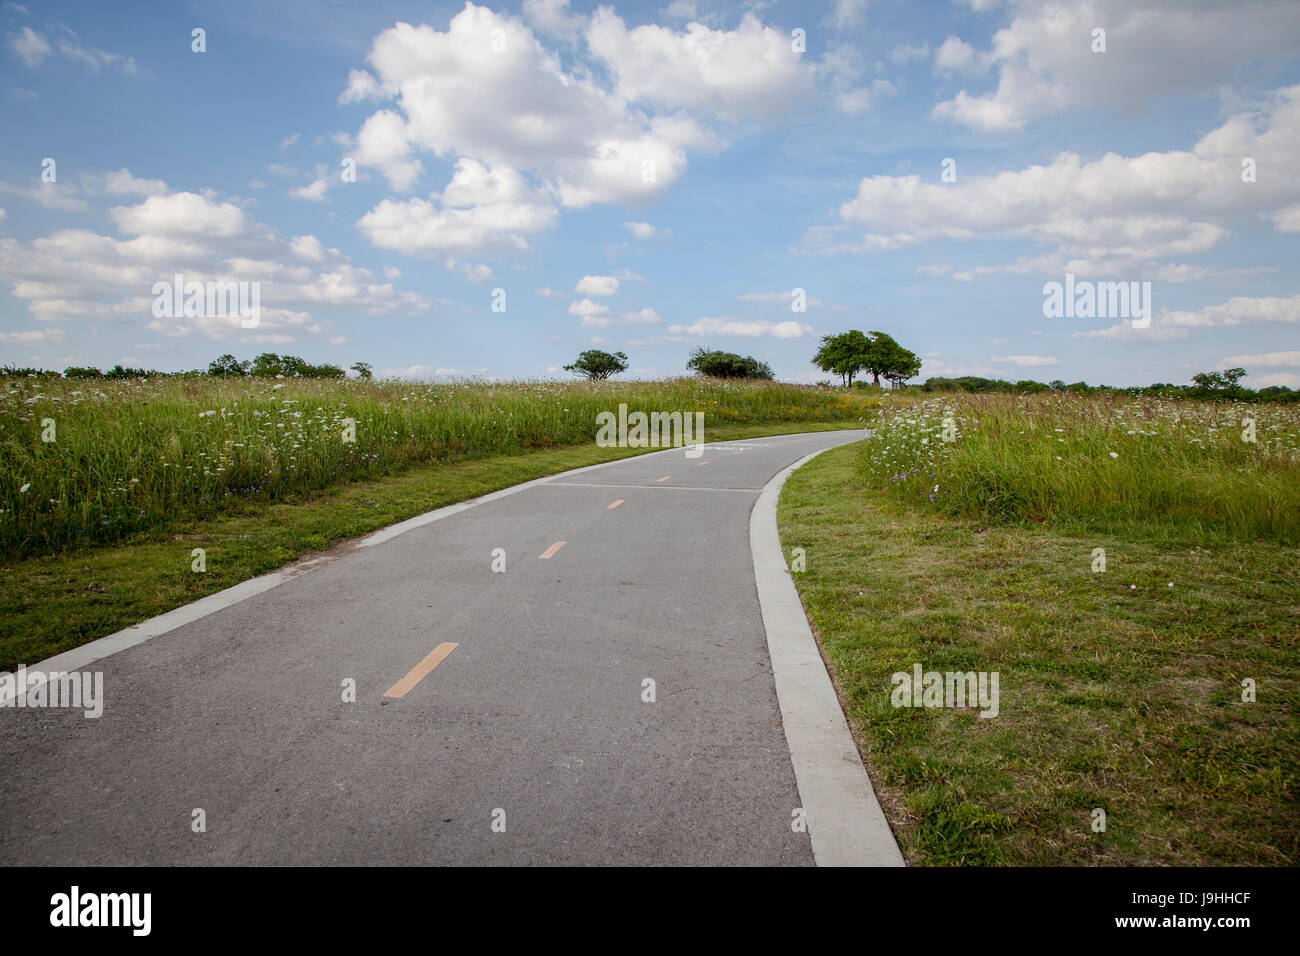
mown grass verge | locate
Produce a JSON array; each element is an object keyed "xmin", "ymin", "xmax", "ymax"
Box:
[{"xmin": 779, "ymin": 439, "xmax": 1299, "ymax": 866}]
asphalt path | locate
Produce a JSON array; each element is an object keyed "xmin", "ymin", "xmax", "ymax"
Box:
[{"xmin": 0, "ymin": 429, "xmax": 876, "ymax": 865}]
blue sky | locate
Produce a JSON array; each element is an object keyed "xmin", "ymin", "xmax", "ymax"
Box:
[{"xmin": 1, "ymin": 0, "xmax": 1298, "ymax": 386}]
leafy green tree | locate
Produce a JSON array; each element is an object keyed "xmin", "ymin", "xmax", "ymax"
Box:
[
  {"xmin": 208, "ymin": 354, "xmax": 250, "ymax": 377},
  {"xmin": 1014, "ymin": 379, "xmax": 1050, "ymax": 393},
  {"xmin": 862, "ymin": 331, "xmax": 914, "ymax": 387},
  {"xmin": 279, "ymin": 355, "xmax": 311, "ymax": 377},
  {"xmin": 814, "ymin": 330, "xmax": 920, "ymax": 387},
  {"xmin": 351, "ymin": 361, "xmax": 373, "ymax": 380},
  {"xmin": 686, "ymin": 347, "xmax": 774, "ymax": 380},
  {"xmin": 868, "ymin": 331, "xmax": 922, "ymax": 388},
  {"xmin": 813, "ymin": 331, "xmax": 870, "ymax": 386},
  {"xmin": 250, "ymin": 352, "xmax": 284, "ymax": 376},
  {"xmin": 1191, "ymin": 368, "xmax": 1247, "ymax": 393},
  {"xmin": 563, "ymin": 349, "xmax": 629, "ymax": 381},
  {"xmin": 245, "ymin": 353, "xmax": 344, "ymax": 378},
  {"xmin": 104, "ymin": 365, "xmax": 153, "ymax": 380}
]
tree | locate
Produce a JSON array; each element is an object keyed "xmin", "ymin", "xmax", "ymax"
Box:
[
  {"xmin": 686, "ymin": 347, "xmax": 774, "ymax": 380},
  {"xmin": 247, "ymin": 352, "xmax": 343, "ymax": 378},
  {"xmin": 1191, "ymin": 367, "xmax": 1247, "ymax": 393},
  {"xmin": 104, "ymin": 364, "xmax": 153, "ymax": 380},
  {"xmin": 208, "ymin": 354, "xmax": 250, "ymax": 377},
  {"xmin": 350, "ymin": 361, "xmax": 373, "ymax": 380},
  {"xmin": 883, "ymin": 351, "xmax": 923, "ymax": 388},
  {"xmin": 813, "ymin": 331, "xmax": 870, "ymax": 386},
  {"xmin": 280, "ymin": 355, "xmax": 311, "ymax": 377},
  {"xmin": 250, "ymin": 352, "xmax": 284, "ymax": 376},
  {"xmin": 815, "ymin": 330, "xmax": 920, "ymax": 387},
  {"xmin": 867, "ymin": 331, "xmax": 921, "ymax": 388},
  {"xmin": 1014, "ymin": 379, "xmax": 1050, "ymax": 393},
  {"xmin": 564, "ymin": 349, "xmax": 629, "ymax": 381},
  {"xmin": 863, "ymin": 331, "xmax": 921, "ymax": 387}
]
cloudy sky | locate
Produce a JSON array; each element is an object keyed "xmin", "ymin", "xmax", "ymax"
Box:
[{"xmin": 1, "ymin": 0, "xmax": 1298, "ymax": 385}]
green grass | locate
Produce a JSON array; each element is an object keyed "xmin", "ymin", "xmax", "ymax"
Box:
[
  {"xmin": 779, "ymin": 397, "xmax": 1299, "ymax": 866},
  {"xmin": 0, "ymin": 418, "xmax": 860, "ymax": 671},
  {"xmin": 0, "ymin": 375, "xmax": 871, "ymax": 559},
  {"xmin": 868, "ymin": 392, "xmax": 1300, "ymax": 544}
]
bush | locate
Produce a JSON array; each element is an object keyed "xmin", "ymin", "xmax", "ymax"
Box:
[{"xmin": 687, "ymin": 347, "xmax": 774, "ymax": 380}]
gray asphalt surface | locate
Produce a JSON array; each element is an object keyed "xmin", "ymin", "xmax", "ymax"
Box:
[{"xmin": 0, "ymin": 429, "xmax": 863, "ymax": 865}]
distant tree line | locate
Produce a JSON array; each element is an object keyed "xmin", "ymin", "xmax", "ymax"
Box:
[
  {"xmin": 921, "ymin": 368, "xmax": 1297, "ymax": 403},
  {"xmin": 4, "ymin": 351, "xmax": 1293, "ymax": 403},
  {"xmin": 206, "ymin": 353, "xmax": 369, "ymax": 379},
  {"xmin": 62, "ymin": 365, "xmax": 159, "ymax": 380},
  {"xmin": 0, "ymin": 354, "xmax": 374, "ymax": 381}
]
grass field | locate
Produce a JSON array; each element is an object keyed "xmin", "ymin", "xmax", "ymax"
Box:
[
  {"xmin": 0, "ymin": 375, "xmax": 868, "ymax": 559},
  {"xmin": 869, "ymin": 393, "xmax": 1300, "ymax": 543},
  {"xmin": 780, "ymin": 392, "xmax": 1299, "ymax": 865}
]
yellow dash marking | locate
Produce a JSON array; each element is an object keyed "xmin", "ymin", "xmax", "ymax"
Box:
[
  {"xmin": 698, "ymin": 460, "xmax": 710, "ymax": 466},
  {"xmin": 607, "ymin": 500, "xmax": 624, "ymax": 509},
  {"xmin": 656, "ymin": 475, "xmax": 671, "ymax": 482},
  {"xmin": 383, "ymin": 642, "xmax": 458, "ymax": 699},
  {"xmin": 539, "ymin": 540, "xmax": 567, "ymax": 559}
]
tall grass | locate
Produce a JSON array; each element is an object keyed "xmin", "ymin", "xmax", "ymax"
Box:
[
  {"xmin": 0, "ymin": 375, "xmax": 869, "ymax": 557},
  {"xmin": 863, "ymin": 393, "xmax": 1300, "ymax": 543}
]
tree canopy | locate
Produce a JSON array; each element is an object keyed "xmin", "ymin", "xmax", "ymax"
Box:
[
  {"xmin": 813, "ymin": 330, "xmax": 921, "ymax": 387},
  {"xmin": 686, "ymin": 347, "xmax": 774, "ymax": 380},
  {"xmin": 1191, "ymin": 367, "xmax": 1247, "ymax": 393},
  {"xmin": 563, "ymin": 349, "xmax": 629, "ymax": 381}
]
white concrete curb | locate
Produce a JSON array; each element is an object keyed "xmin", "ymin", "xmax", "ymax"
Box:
[{"xmin": 750, "ymin": 442, "xmax": 906, "ymax": 867}]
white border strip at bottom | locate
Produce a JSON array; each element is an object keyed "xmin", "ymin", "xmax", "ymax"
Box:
[{"xmin": 750, "ymin": 443, "xmax": 906, "ymax": 867}]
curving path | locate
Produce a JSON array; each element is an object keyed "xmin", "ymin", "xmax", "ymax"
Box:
[{"xmin": 0, "ymin": 429, "xmax": 901, "ymax": 866}]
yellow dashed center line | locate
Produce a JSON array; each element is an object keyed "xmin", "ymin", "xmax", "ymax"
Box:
[
  {"xmin": 383, "ymin": 642, "xmax": 459, "ymax": 699},
  {"xmin": 656, "ymin": 475, "xmax": 672, "ymax": 482},
  {"xmin": 698, "ymin": 460, "xmax": 710, "ymax": 466},
  {"xmin": 607, "ymin": 499, "xmax": 624, "ymax": 509},
  {"xmin": 539, "ymin": 540, "xmax": 567, "ymax": 559}
]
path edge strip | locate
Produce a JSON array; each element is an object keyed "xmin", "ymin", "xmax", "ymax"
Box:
[{"xmin": 750, "ymin": 441, "xmax": 906, "ymax": 868}]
